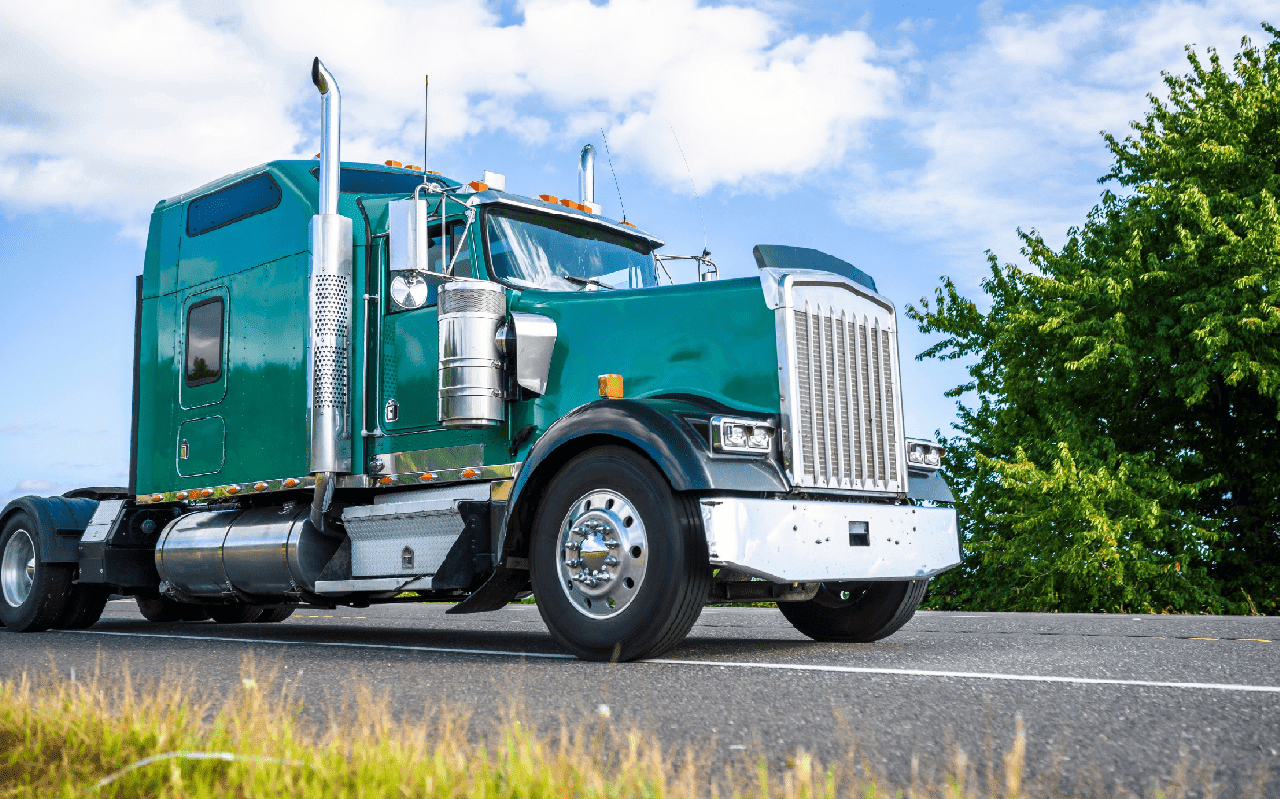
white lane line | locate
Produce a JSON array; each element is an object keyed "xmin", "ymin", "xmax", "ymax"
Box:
[
  {"xmin": 61, "ymin": 630, "xmax": 1280, "ymax": 693},
  {"xmin": 59, "ymin": 629, "xmax": 573, "ymax": 660},
  {"xmin": 649, "ymin": 658, "xmax": 1280, "ymax": 693}
]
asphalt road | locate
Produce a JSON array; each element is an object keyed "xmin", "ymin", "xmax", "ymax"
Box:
[{"xmin": 3, "ymin": 600, "xmax": 1278, "ymax": 796}]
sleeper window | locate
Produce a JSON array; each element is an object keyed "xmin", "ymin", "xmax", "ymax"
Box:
[
  {"xmin": 185, "ymin": 298, "xmax": 224, "ymax": 386},
  {"xmin": 187, "ymin": 173, "xmax": 282, "ymax": 236}
]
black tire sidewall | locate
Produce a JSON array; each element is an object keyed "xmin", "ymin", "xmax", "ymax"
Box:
[
  {"xmin": 0, "ymin": 513, "xmax": 72, "ymax": 632},
  {"xmin": 778, "ymin": 580, "xmax": 924, "ymax": 642},
  {"xmin": 530, "ymin": 446, "xmax": 703, "ymax": 661}
]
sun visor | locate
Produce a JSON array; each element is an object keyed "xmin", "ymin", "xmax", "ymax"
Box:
[{"xmin": 752, "ymin": 244, "xmax": 876, "ymax": 292}]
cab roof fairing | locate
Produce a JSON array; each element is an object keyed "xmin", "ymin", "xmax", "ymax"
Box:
[{"xmin": 154, "ymin": 160, "xmax": 457, "ymax": 210}]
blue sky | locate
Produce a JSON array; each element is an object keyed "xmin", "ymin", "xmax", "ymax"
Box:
[{"xmin": 0, "ymin": 0, "xmax": 1272, "ymax": 500}]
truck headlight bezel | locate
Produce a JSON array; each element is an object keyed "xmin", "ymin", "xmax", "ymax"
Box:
[
  {"xmin": 905, "ymin": 438, "xmax": 945, "ymax": 471},
  {"xmin": 710, "ymin": 416, "xmax": 775, "ymax": 456}
]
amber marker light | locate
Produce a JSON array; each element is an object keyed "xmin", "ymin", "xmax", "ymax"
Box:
[
  {"xmin": 468, "ymin": 181, "xmax": 489, "ymax": 192},
  {"xmin": 621, "ymin": 221, "xmax": 636, "ymax": 228},
  {"xmin": 385, "ymin": 159, "xmax": 403, "ymax": 167},
  {"xmin": 150, "ymin": 494, "xmax": 164, "ymax": 503},
  {"xmin": 598, "ymin": 374, "xmax": 624, "ymax": 399},
  {"xmin": 200, "ymin": 489, "xmax": 214, "ymax": 498},
  {"xmin": 539, "ymin": 194, "xmax": 560, "ymax": 204},
  {"xmin": 254, "ymin": 482, "xmax": 268, "ymax": 491},
  {"xmin": 461, "ymin": 468, "xmax": 479, "ymax": 479},
  {"xmin": 226, "ymin": 486, "xmax": 239, "ymax": 495},
  {"xmin": 283, "ymin": 478, "xmax": 300, "ymax": 488},
  {"xmin": 406, "ymin": 165, "xmax": 421, "ymax": 171},
  {"xmin": 419, "ymin": 473, "xmax": 436, "ymax": 482},
  {"xmin": 379, "ymin": 476, "xmax": 393, "ymax": 485},
  {"xmin": 174, "ymin": 491, "xmax": 189, "ymax": 500},
  {"xmin": 559, "ymin": 198, "xmax": 584, "ymax": 211}
]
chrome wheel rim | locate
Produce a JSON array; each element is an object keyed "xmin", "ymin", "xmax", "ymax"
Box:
[
  {"xmin": 1, "ymin": 528, "xmax": 36, "ymax": 609},
  {"xmin": 556, "ymin": 489, "xmax": 648, "ymax": 619}
]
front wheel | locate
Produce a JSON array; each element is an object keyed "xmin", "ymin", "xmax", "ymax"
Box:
[
  {"xmin": 778, "ymin": 580, "xmax": 927, "ymax": 643},
  {"xmin": 0, "ymin": 513, "xmax": 73, "ymax": 632},
  {"xmin": 529, "ymin": 446, "xmax": 710, "ymax": 662}
]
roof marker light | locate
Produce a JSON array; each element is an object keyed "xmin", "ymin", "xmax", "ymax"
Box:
[
  {"xmin": 539, "ymin": 194, "xmax": 560, "ymax": 205},
  {"xmin": 385, "ymin": 159, "xmax": 403, "ymax": 167},
  {"xmin": 468, "ymin": 181, "xmax": 489, "ymax": 192}
]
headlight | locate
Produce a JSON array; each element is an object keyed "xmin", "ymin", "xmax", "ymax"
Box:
[
  {"xmin": 905, "ymin": 438, "xmax": 944, "ymax": 470},
  {"xmin": 711, "ymin": 416, "xmax": 775, "ymax": 455}
]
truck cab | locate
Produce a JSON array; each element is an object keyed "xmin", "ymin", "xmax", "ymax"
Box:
[{"xmin": 0, "ymin": 59, "xmax": 958, "ymax": 661}]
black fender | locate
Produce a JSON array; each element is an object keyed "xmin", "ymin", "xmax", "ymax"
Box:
[
  {"xmin": 0, "ymin": 495, "xmax": 98, "ymax": 564},
  {"xmin": 448, "ymin": 397, "xmax": 785, "ymax": 614}
]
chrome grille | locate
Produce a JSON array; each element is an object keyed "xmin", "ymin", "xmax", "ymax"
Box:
[{"xmin": 783, "ymin": 286, "xmax": 904, "ymax": 493}]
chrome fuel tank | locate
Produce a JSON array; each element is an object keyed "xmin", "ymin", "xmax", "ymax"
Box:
[{"xmin": 156, "ymin": 505, "xmax": 341, "ymax": 600}]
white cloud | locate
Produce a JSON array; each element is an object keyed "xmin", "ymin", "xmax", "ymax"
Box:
[
  {"xmin": 841, "ymin": 0, "xmax": 1275, "ymax": 281},
  {"xmin": 0, "ymin": 0, "xmax": 898, "ymax": 237}
]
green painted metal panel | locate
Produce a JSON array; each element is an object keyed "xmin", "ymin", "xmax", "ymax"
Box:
[
  {"xmin": 176, "ymin": 416, "xmax": 225, "ymax": 477},
  {"xmin": 381, "ymin": 305, "xmax": 440, "ymax": 431},
  {"xmin": 176, "ymin": 171, "xmax": 311, "ymax": 291},
  {"xmin": 507, "ymin": 277, "xmax": 779, "ymax": 445}
]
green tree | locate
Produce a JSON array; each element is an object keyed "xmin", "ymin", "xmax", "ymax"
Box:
[{"xmin": 913, "ymin": 26, "xmax": 1280, "ymax": 614}]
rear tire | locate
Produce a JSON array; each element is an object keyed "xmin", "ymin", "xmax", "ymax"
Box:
[
  {"xmin": 529, "ymin": 446, "xmax": 710, "ymax": 662},
  {"xmin": 0, "ymin": 512, "xmax": 73, "ymax": 632},
  {"xmin": 136, "ymin": 596, "xmax": 211, "ymax": 623},
  {"xmin": 209, "ymin": 603, "xmax": 263, "ymax": 624},
  {"xmin": 252, "ymin": 606, "xmax": 295, "ymax": 623},
  {"xmin": 54, "ymin": 585, "xmax": 111, "ymax": 630},
  {"xmin": 778, "ymin": 579, "xmax": 927, "ymax": 642}
]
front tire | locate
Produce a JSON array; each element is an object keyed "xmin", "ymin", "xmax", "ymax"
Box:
[
  {"xmin": 778, "ymin": 580, "xmax": 927, "ymax": 642},
  {"xmin": 0, "ymin": 513, "xmax": 73, "ymax": 632},
  {"xmin": 529, "ymin": 446, "xmax": 710, "ymax": 662}
]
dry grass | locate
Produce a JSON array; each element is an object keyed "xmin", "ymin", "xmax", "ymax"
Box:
[{"xmin": 0, "ymin": 654, "xmax": 1269, "ymax": 799}]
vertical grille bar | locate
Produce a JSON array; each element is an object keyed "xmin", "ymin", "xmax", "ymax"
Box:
[
  {"xmin": 794, "ymin": 308, "xmax": 814, "ymax": 480},
  {"xmin": 859, "ymin": 321, "xmax": 876, "ymax": 483},
  {"xmin": 821, "ymin": 310, "xmax": 836, "ymax": 485},
  {"xmin": 845, "ymin": 318, "xmax": 862, "ymax": 482},
  {"xmin": 882, "ymin": 328, "xmax": 899, "ymax": 483},
  {"xmin": 871, "ymin": 319, "xmax": 887, "ymax": 484},
  {"xmin": 835, "ymin": 311, "xmax": 850, "ymax": 484}
]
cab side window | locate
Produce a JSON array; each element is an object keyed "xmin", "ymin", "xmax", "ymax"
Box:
[
  {"xmin": 185, "ymin": 298, "xmax": 224, "ymax": 386},
  {"xmin": 387, "ymin": 221, "xmax": 471, "ymax": 313}
]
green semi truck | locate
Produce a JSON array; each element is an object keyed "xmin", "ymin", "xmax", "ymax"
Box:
[{"xmin": 0, "ymin": 60, "xmax": 959, "ymax": 661}]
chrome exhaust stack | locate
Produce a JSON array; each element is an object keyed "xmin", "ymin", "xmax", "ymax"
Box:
[
  {"xmin": 308, "ymin": 58, "xmax": 353, "ymax": 525},
  {"xmin": 578, "ymin": 144, "xmax": 595, "ymax": 206}
]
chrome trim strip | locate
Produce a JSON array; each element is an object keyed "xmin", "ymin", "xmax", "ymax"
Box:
[{"xmin": 136, "ymin": 475, "xmax": 318, "ymax": 505}]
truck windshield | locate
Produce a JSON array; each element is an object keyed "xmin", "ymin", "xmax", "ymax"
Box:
[{"xmin": 485, "ymin": 209, "xmax": 657, "ymax": 291}]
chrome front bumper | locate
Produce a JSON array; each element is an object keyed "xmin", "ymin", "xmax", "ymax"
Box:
[{"xmin": 699, "ymin": 497, "xmax": 959, "ymax": 583}]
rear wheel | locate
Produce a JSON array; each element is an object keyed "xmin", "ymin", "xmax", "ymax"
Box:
[
  {"xmin": 209, "ymin": 603, "xmax": 264, "ymax": 624},
  {"xmin": 0, "ymin": 513, "xmax": 73, "ymax": 632},
  {"xmin": 778, "ymin": 580, "xmax": 928, "ymax": 642},
  {"xmin": 529, "ymin": 446, "xmax": 710, "ymax": 662},
  {"xmin": 252, "ymin": 606, "xmax": 295, "ymax": 623},
  {"xmin": 136, "ymin": 596, "xmax": 211, "ymax": 622},
  {"xmin": 54, "ymin": 585, "xmax": 111, "ymax": 630}
]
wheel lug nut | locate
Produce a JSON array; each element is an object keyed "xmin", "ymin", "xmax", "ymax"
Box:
[{"xmin": 604, "ymin": 555, "xmax": 619, "ymax": 567}]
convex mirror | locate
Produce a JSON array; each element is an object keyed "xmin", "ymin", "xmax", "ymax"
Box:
[{"xmin": 390, "ymin": 273, "xmax": 431, "ymax": 309}]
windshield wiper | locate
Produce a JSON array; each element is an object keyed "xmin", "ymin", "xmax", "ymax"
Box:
[{"xmin": 563, "ymin": 275, "xmax": 614, "ymax": 291}]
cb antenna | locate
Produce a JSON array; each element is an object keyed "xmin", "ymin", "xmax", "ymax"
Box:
[
  {"xmin": 670, "ymin": 126, "xmax": 708, "ymax": 258},
  {"xmin": 599, "ymin": 128, "xmax": 626, "ymax": 222},
  {"xmin": 422, "ymin": 75, "xmax": 429, "ymax": 184}
]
